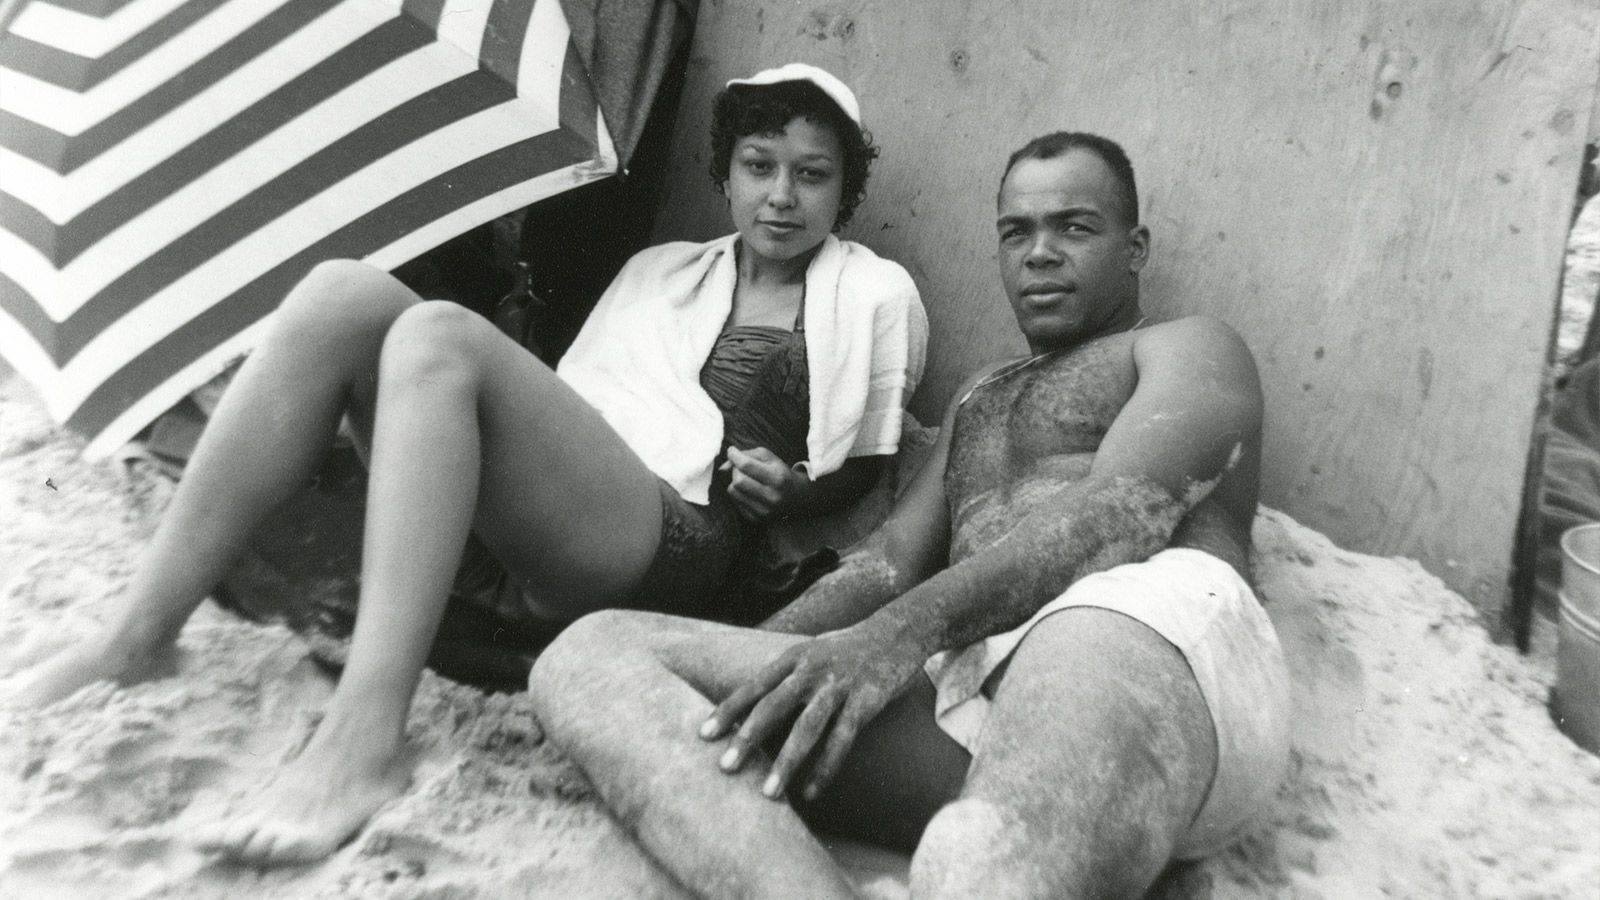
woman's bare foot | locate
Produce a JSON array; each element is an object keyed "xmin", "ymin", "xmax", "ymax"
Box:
[
  {"xmin": 195, "ymin": 716, "xmax": 411, "ymax": 867},
  {"xmin": 4, "ymin": 635, "xmax": 178, "ymax": 709}
]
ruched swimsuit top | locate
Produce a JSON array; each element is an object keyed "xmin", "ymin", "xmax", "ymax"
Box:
[{"xmin": 699, "ymin": 301, "xmax": 811, "ymax": 473}]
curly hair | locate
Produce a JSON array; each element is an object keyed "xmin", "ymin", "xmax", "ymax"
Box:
[{"xmin": 708, "ymin": 80, "xmax": 878, "ymax": 231}]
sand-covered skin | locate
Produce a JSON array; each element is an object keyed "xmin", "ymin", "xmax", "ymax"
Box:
[{"xmin": 0, "ymin": 365, "xmax": 1598, "ymax": 900}]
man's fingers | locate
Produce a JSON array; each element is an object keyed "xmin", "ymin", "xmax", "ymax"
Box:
[
  {"xmin": 702, "ymin": 661, "xmax": 790, "ymax": 741},
  {"xmin": 703, "ymin": 684, "xmax": 758, "ymax": 740},
  {"xmin": 802, "ymin": 700, "xmax": 867, "ymax": 802},
  {"xmin": 764, "ymin": 690, "xmax": 841, "ymax": 799},
  {"xmin": 721, "ymin": 677, "xmax": 804, "ymax": 774}
]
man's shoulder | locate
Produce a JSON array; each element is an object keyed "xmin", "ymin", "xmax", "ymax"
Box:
[
  {"xmin": 1131, "ymin": 315, "xmax": 1263, "ymax": 415},
  {"xmin": 1138, "ymin": 313, "xmax": 1241, "ymax": 341},
  {"xmin": 1133, "ymin": 315, "xmax": 1254, "ymax": 368}
]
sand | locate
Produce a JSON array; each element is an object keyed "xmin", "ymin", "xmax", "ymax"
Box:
[{"xmin": 1, "ymin": 362, "xmax": 1598, "ymax": 900}]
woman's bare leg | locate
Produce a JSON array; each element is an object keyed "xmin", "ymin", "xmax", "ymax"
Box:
[
  {"xmin": 9, "ymin": 261, "xmax": 417, "ymax": 707},
  {"xmin": 203, "ymin": 301, "xmax": 666, "ymax": 865},
  {"xmin": 529, "ymin": 610, "xmax": 969, "ymax": 900}
]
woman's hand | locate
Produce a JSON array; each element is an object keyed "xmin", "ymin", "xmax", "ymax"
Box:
[
  {"xmin": 697, "ymin": 621, "xmax": 926, "ymax": 803},
  {"xmin": 723, "ymin": 446, "xmax": 808, "ymax": 521}
]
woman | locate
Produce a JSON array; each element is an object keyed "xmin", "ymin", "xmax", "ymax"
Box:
[{"xmin": 11, "ymin": 63, "xmax": 925, "ymax": 865}]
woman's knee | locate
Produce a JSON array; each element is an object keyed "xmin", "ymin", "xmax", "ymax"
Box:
[
  {"xmin": 275, "ymin": 259, "xmax": 415, "ymax": 347},
  {"xmin": 376, "ymin": 300, "xmax": 493, "ymax": 389}
]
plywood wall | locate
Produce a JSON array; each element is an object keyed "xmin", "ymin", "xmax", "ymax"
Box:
[{"xmin": 650, "ymin": 0, "xmax": 1600, "ymax": 618}]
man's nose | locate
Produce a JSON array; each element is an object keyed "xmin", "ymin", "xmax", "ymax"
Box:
[{"xmin": 1024, "ymin": 234, "xmax": 1061, "ymax": 267}]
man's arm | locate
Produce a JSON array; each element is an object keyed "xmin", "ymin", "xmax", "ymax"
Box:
[
  {"xmin": 867, "ymin": 316, "xmax": 1262, "ymax": 658},
  {"xmin": 755, "ymin": 370, "xmax": 973, "ymax": 637},
  {"xmin": 703, "ymin": 317, "xmax": 1263, "ymax": 799}
]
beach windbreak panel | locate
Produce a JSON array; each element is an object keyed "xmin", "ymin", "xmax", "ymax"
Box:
[{"xmin": 0, "ymin": 0, "xmax": 617, "ymax": 457}]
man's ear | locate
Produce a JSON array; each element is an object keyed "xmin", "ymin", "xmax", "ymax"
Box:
[{"xmin": 1127, "ymin": 224, "xmax": 1151, "ymax": 274}]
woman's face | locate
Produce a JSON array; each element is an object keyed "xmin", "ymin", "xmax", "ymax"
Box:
[{"xmin": 725, "ymin": 115, "xmax": 845, "ymax": 267}]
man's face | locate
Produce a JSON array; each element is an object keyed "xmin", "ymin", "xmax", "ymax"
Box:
[{"xmin": 996, "ymin": 150, "xmax": 1149, "ymax": 353}]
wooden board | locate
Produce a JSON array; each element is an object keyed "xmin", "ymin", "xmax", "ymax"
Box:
[{"xmin": 650, "ymin": 0, "xmax": 1600, "ymax": 618}]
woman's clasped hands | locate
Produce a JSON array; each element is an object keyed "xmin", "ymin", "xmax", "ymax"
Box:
[{"xmin": 722, "ymin": 446, "xmax": 810, "ymax": 521}]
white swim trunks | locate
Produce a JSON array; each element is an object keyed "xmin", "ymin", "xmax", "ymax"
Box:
[{"xmin": 923, "ymin": 547, "xmax": 1290, "ymax": 859}]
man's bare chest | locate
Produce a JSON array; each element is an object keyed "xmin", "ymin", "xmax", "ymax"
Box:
[
  {"xmin": 950, "ymin": 341, "xmax": 1137, "ymax": 480},
  {"xmin": 943, "ymin": 339, "xmax": 1139, "ymax": 551}
]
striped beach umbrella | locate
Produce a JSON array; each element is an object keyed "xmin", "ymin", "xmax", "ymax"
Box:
[{"xmin": 0, "ymin": 0, "xmax": 618, "ymax": 458}]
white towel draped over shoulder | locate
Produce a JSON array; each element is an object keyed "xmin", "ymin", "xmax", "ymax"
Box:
[{"xmin": 556, "ymin": 233, "xmax": 927, "ymax": 505}]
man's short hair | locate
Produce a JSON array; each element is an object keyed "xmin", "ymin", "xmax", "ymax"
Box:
[{"xmin": 999, "ymin": 132, "xmax": 1139, "ymax": 226}]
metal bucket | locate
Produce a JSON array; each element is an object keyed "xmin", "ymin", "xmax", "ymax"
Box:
[{"xmin": 1556, "ymin": 522, "xmax": 1600, "ymax": 754}]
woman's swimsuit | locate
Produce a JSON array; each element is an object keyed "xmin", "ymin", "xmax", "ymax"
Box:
[{"xmin": 450, "ymin": 304, "xmax": 811, "ymax": 630}]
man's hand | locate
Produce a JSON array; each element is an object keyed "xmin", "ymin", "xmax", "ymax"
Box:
[
  {"xmin": 698, "ymin": 622, "xmax": 926, "ymax": 802},
  {"xmin": 723, "ymin": 446, "xmax": 806, "ymax": 521}
]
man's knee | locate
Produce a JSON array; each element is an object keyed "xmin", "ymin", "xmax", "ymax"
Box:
[
  {"xmin": 910, "ymin": 797, "xmax": 1014, "ymax": 894},
  {"xmin": 528, "ymin": 609, "xmax": 658, "ymax": 708},
  {"xmin": 911, "ymin": 798, "xmax": 1084, "ymax": 900},
  {"xmin": 911, "ymin": 795, "xmax": 1172, "ymax": 900}
]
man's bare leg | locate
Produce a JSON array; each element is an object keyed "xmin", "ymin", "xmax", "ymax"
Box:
[
  {"xmin": 8, "ymin": 261, "xmax": 415, "ymax": 708},
  {"xmin": 794, "ymin": 678, "xmax": 970, "ymax": 855},
  {"xmin": 530, "ymin": 610, "xmax": 969, "ymax": 899},
  {"xmin": 910, "ymin": 607, "xmax": 1216, "ymax": 900},
  {"xmin": 201, "ymin": 301, "xmax": 664, "ymax": 866}
]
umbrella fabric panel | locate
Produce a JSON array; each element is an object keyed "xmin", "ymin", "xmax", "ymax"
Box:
[
  {"xmin": 1, "ymin": 0, "xmax": 356, "ymax": 172},
  {"xmin": 2, "ymin": 0, "xmax": 587, "ymax": 306},
  {"xmin": 0, "ymin": 0, "xmax": 618, "ymax": 458},
  {"xmin": 560, "ymin": 0, "xmax": 697, "ymax": 171},
  {"xmin": 14, "ymin": 0, "xmax": 142, "ymax": 16},
  {"xmin": 3, "ymin": 0, "xmax": 233, "ymax": 93},
  {"xmin": 69, "ymin": 125, "xmax": 604, "ymax": 449}
]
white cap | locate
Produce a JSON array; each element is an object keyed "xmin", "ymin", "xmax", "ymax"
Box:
[{"xmin": 725, "ymin": 63, "xmax": 861, "ymax": 127}]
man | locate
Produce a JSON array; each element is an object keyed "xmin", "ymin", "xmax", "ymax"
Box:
[{"xmin": 529, "ymin": 132, "xmax": 1290, "ymax": 899}]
